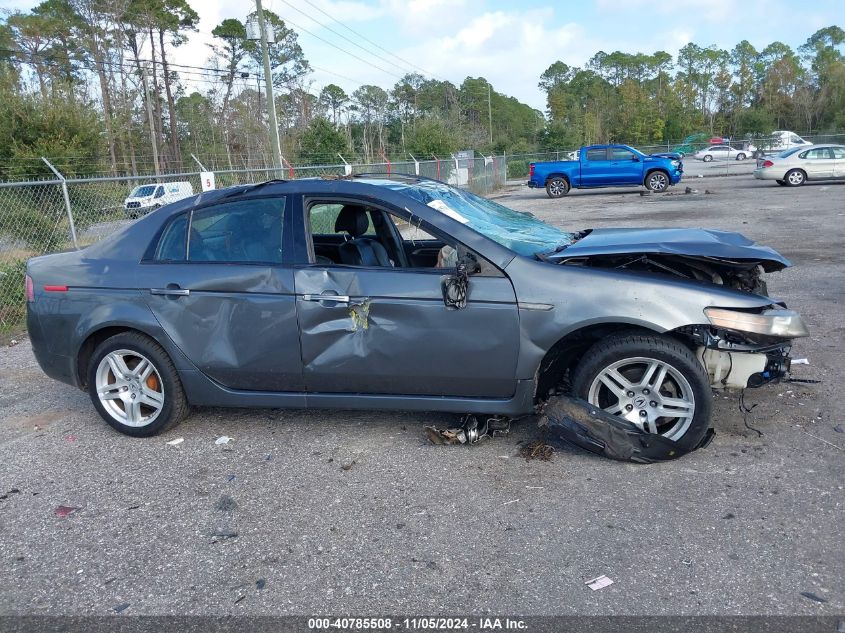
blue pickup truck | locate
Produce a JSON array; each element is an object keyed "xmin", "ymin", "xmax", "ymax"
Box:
[{"xmin": 528, "ymin": 145, "xmax": 683, "ymax": 198}]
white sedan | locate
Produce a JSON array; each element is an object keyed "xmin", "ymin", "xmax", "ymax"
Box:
[
  {"xmin": 692, "ymin": 145, "xmax": 751, "ymax": 162},
  {"xmin": 753, "ymin": 144, "xmax": 845, "ymax": 186}
]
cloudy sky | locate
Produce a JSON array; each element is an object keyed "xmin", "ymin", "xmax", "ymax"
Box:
[{"xmin": 2, "ymin": 0, "xmax": 843, "ymax": 109}]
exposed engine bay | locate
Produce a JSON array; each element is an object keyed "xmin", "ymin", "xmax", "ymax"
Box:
[{"xmin": 557, "ymin": 253, "xmax": 772, "ymax": 295}]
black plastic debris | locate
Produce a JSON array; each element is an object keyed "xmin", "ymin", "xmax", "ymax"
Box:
[
  {"xmin": 256, "ymin": 578, "xmax": 266, "ymax": 590},
  {"xmin": 800, "ymin": 591, "xmax": 827, "ymax": 603},
  {"xmin": 539, "ymin": 396, "xmax": 714, "ymax": 463},
  {"xmin": 425, "ymin": 414, "xmax": 511, "ymax": 445},
  {"xmin": 113, "ymin": 602, "xmax": 130, "ymax": 613}
]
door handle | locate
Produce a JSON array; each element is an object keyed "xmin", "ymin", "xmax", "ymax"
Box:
[
  {"xmin": 302, "ymin": 293, "xmax": 350, "ymax": 304},
  {"xmin": 150, "ymin": 287, "xmax": 190, "ymax": 297}
]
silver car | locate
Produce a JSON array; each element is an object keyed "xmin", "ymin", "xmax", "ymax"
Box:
[
  {"xmin": 754, "ymin": 144, "xmax": 845, "ymax": 186},
  {"xmin": 693, "ymin": 145, "xmax": 750, "ymax": 162}
]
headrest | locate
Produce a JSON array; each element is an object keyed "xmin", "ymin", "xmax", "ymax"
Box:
[{"xmin": 334, "ymin": 205, "xmax": 369, "ymax": 237}]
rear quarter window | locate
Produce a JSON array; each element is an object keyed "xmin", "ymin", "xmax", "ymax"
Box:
[{"xmin": 154, "ymin": 214, "xmax": 188, "ymax": 261}]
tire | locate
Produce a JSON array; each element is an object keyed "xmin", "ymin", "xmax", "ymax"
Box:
[
  {"xmin": 87, "ymin": 331, "xmax": 189, "ymax": 437},
  {"xmin": 702, "ymin": 154, "xmax": 713, "ymax": 162},
  {"xmin": 570, "ymin": 333, "xmax": 712, "ymax": 453},
  {"xmin": 784, "ymin": 169, "xmax": 806, "ymax": 186},
  {"xmin": 776, "ymin": 179, "xmax": 787, "ymax": 186},
  {"xmin": 644, "ymin": 170, "xmax": 669, "ymax": 192},
  {"xmin": 736, "ymin": 153, "xmax": 746, "ymax": 161},
  {"xmin": 545, "ymin": 176, "xmax": 570, "ymax": 198}
]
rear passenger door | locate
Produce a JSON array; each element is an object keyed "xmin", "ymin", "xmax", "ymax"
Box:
[
  {"xmin": 580, "ymin": 147, "xmax": 611, "ymax": 186},
  {"xmin": 135, "ymin": 196, "xmax": 304, "ymax": 391}
]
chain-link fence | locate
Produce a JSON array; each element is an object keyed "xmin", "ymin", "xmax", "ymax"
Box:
[{"xmin": 0, "ymin": 154, "xmax": 507, "ymax": 330}]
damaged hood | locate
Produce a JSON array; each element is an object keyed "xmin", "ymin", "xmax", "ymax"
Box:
[{"xmin": 551, "ymin": 228, "xmax": 790, "ymax": 270}]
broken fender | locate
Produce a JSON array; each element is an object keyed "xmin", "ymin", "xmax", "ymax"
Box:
[{"xmin": 539, "ymin": 397, "xmax": 714, "ymax": 463}]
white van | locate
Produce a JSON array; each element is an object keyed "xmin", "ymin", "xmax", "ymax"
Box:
[
  {"xmin": 766, "ymin": 131, "xmax": 812, "ymax": 153},
  {"xmin": 124, "ymin": 181, "xmax": 194, "ymax": 218}
]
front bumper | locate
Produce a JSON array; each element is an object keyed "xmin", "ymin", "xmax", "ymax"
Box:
[{"xmin": 670, "ymin": 168, "xmax": 683, "ymax": 184}]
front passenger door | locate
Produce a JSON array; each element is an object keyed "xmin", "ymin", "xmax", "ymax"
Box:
[{"xmin": 293, "ymin": 197, "xmax": 520, "ymax": 398}]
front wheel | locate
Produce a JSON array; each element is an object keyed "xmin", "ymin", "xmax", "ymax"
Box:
[
  {"xmin": 87, "ymin": 332, "xmax": 189, "ymax": 437},
  {"xmin": 736, "ymin": 153, "xmax": 746, "ymax": 161},
  {"xmin": 570, "ymin": 334, "xmax": 712, "ymax": 452},
  {"xmin": 785, "ymin": 169, "xmax": 806, "ymax": 186},
  {"xmin": 545, "ymin": 177, "xmax": 570, "ymax": 198},
  {"xmin": 645, "ymin": 171, "xmax": 669, "ymax": 192},
  {"xmin": 702, "ymin": 154, "xmax": 713, "ymax": 162}
]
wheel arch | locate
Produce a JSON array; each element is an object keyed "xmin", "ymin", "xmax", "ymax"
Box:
[
  {"xmin": 544, "ymin": 172, "xmax": 570, "ymax": 184},
  {"xmin": 644, "ymin": 167, "xmax": 670, "ymax": 182},
  {"xmin": 534, "ymin": 322, "xmax": 660, "ymax": 402}
]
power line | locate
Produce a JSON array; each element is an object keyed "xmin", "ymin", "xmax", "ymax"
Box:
[
  {"xmin": 297, "ymin": 0, "xmax": 445, "ymax": 81},
  {"xmin": 265, "ymin": 14, "xmax": 406, "ymax": 81},
  {"xmin": 275, "ymin": 0, "xmax": 426, "ymax": 79}
]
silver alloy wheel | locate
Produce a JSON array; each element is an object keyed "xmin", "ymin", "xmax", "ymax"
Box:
[
  {"xmin": 703, "ymin": 154, "xmax": 713, "ymax": 162},
  {"xmin": 736, "ymin": 153, "xmax": 746, "ymax": 161},
  {"xmin": 648, "ymin": 172, "xmax": 668, "ymax": 192},
  {"xmin": 95, "ymin": 349, "xmax": 165, "ymax": 427},
  {"xmin": 787, "ymin": 170, "xmax": 805, "ymax": 185},
  {"xmin": 548, "ymin": 178, "xmax": 567, "ymax": 196},
  {"xmin": 587, "ymin": 356, "xmax": 696, "ymax": 441}
]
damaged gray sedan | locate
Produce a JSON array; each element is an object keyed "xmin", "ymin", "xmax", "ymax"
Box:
[{"xmin": 26, "ymin": 176, "xmax": 807, "ymax": 459}]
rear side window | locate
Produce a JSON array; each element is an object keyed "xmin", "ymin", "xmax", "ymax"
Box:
[
  {"xmin": 586, "ymin": 148, "xmax": 607, "ymax": 161},
  {"xmin": 188, "ymin": 198, "xmax": 285, "ymax": 264},
  {"xmin": 155, "ymin": 214, "xmax": 188, "ymax": 261},
  {"xmin": 831, "ymin": 148, "xmax": 845, "ymax": 159}
]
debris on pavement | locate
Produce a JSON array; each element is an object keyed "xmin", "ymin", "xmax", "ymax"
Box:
[
  {"xmin": 215, "ymin": 436, "xmax": 233, "ymax": 445},
  {"xmin": 215, "ymin": 495, "xmax": 237, "ymax": 512},
  {"xmin": 227, "ymin": 474, "xmax": 236, "ymax": 482},
  {"xmin": 586, "ymin": 575, "xmax": 614, "ymax": 590},
  {"xmin": 502, "ymin": 499, "xmax": 519, "ymax": 506},
  {"xmin": 834, "ymin": 425, "xmax": 843, "ymax": 434},
  {"xmin": 519, "ymin": 440, "xmax": 555, "ymax": 461},
  {"xmin": 425, "ymin": 415, "xmax": 511, "ymax": 446},
  {"xmin": 792, "ymin": 358, "xmax": 810, "ymax": 365},
  {"xmin": 210, "ymin": 528, "xmax": 238, "ymax": 539},
  {"xmin": 539, "ymin": 396, "xmax": 713, "ymax": 463},
  {"xmin": 65, "ymin": 435, "xmax": 77, "ymax": 442},
  {"xmin": 800, "ymin": 591, "xmax": 827, "ymax": 603},
  {"xmin": 340, "ymin": 459, "xmax": 356, "ymax": 471},
  {"xmin": 256, "ymin": 578, "xmax": 266, "ymax": 590},
  {"xmin": 54, "ymin": 505, "xmax": 80, "ymax": 518},
  {"xmin": 166, "ymin": 437, "xmax": 184, "ymax": 446},
  {"xmin": 8, "ymin": 339, "xmax": 18, "ymax": 347},
  {"xmin": 113, "ymin": 602, "xmax": 130, "ymax": 613}
]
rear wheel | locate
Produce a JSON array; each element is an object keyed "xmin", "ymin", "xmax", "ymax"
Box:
[
  {"xmin": 87, "ymin": 332, "xmax": 189, "ymax": 437},
  {"xmin": 785, "ymin": 169, "xmax": 806, "ymax": 186},
  {"xmin": 570, "ymin": 333, "xmax": 712, "ymax": 452},
  {"xmin": 645, "ymin": 171, "xmax": 669, "ymax": 192},
  {"xmin": 545, "ymin": 176, "xmax": 569, "ymax": 198},
  {"xmin": 702, "ymin": 154, "xmax": 713, "ymax": 162}
]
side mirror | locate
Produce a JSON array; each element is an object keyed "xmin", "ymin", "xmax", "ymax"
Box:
[
  {"xmin": 632, "ymin": 155, "xmax": 640, "ymax": 162},
  {"xmin": 442, "ymin": 261, "xmax": 469, "ymax": 309}
]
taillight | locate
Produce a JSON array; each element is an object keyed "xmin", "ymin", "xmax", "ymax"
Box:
[
  {"xmin": 762, "ymin": 160, "xmax": 774, "ymax": 168},
  {"xmin": 25, "ymin": 274, "xmax": 34, "ymax": 302},
  {"xmin": 529, "ymin": 163, "xmax": 535, "ymax": 178}
]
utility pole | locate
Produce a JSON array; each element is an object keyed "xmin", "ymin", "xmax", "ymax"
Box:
[
  {"xmin": 141, "ymin": 66, "xmax": 161, "ymax": 178},
  {"xmin": 255, "ymin": 0, "xmax": 284, "ymax": 178},
  {"xmin": 487, "ymin": 81, "xmax": 493, "ymax": 145}
]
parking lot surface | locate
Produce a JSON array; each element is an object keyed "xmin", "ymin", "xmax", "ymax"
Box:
[{"xmin": 0, "ymin": 176, "xmax": 842, "ymax": 616}]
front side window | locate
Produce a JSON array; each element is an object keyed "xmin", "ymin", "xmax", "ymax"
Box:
[
  {"xmin": 154, "ymin": 186, "xmax": 165, "ymax": 199},
  {"xmin": 610, "ymin": 148, "xmax": 635, "ymax": 161},
  {"xmin": 188, "ymin": 198, "xmax": 285, "ymax": 263}
]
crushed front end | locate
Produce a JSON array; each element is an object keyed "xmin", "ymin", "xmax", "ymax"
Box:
[{"xmin": 676, "ymin": 307, "xmax": 809, "ymax": 389}]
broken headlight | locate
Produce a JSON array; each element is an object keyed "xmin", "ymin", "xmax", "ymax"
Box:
[{"xmin": 704, "ymin": 307, "xmax": 809, "ymax": 339}]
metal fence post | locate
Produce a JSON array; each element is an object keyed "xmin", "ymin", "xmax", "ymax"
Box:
[{"xmin": 41, "ymin": 157, "xmax": 78, "ymax": 250}]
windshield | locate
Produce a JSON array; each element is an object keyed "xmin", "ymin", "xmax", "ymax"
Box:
[
  {"xmin": 129, "ymin": 185, "xmax": 157, "ymax": 197},
  {"xmin": 383, "ymin": 180, "xmax": 576, "ymax": 256},
  {"xmin": 778, "ymin": 147, "xmax": 804, "ymax": 158}
]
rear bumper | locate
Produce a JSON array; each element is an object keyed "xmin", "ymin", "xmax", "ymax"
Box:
[
  {"xmin": 27, "ymin": 306, "xmax": 78, "ymax": 388},
  {"xmin": 754, "ymin": 168, "xmax": 780, "ymax": 180},
  {"xmin": 527, "ymin": 180, "xmax": 540, "ymax": 188}
]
